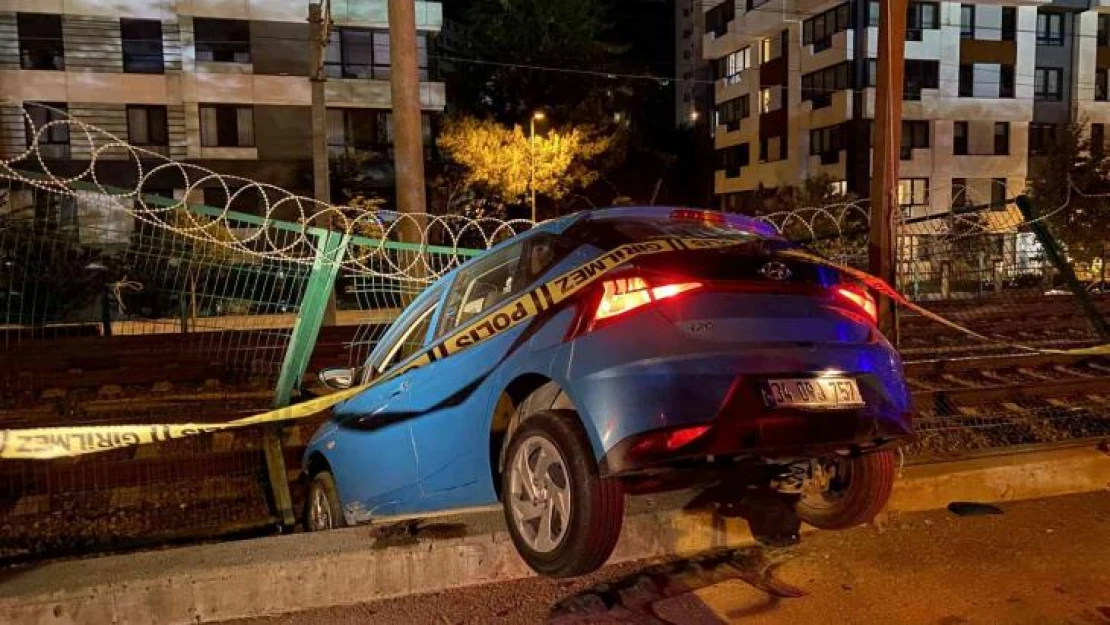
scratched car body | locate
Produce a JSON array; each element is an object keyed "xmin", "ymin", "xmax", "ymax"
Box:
[{"xmin": 303, "ymin": 207, "xmax": 913, "ymax": 577}]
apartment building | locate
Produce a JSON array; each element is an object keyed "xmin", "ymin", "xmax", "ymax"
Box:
[
  {"xmin": 0, "ymin": 0, "xmax": 445, "ymax": 213},
  {"xmin": 703, "ymin": 0, "xmax": 1101, "ymax": 225},
  {"xmin": 677, "ymin": 0, "xmax": 712, "ymax": 127}
]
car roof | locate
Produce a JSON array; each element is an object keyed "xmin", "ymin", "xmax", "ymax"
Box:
[{"xmin": 425, "ymin": 206, "xmax": 775, "ymax": 292}]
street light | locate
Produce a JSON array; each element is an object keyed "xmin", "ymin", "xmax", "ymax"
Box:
[{"xmin": 530, "ymin": 111, "xmax": 546, "ymax": 223}]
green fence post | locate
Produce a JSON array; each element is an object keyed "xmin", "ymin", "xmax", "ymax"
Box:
[
  {"xmin": 1015, "ymin": 195, "xmax": 1110, "ymax": 340},
  {"xmin": 264, "ymin": 228, "xmax": 349, "ymax": 527}
]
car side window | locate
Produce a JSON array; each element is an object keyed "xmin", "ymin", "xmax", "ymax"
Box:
[
  {"xmin": 437, "ymin": 242, "xmax": 525, "ymax": 337},
  {"xmin": 370, "ymin": 289, "xmax": 442, "ymax": 374},
  {"xmin": 435, "ymin": 234, "xmax": 571, "ymax": 338}
]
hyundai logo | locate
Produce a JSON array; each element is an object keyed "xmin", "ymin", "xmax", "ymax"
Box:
[{"xmin": 760, "ymin": 261, "xmax": 792, "ymax": 281}]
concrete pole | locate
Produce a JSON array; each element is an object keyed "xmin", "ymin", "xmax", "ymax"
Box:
[
  {"xmin": 868, "ymin": 0, "xmax": 907, "ymax": 341},
  {"xmin": 309, "ymin": 1, "xmax": 338, "ymax": 326},
  {"xmin": 388, "ymin": 0, "xmax": 427, "ymax": 290}
]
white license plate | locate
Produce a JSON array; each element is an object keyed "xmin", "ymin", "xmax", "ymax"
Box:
[{"xmin": 762, "ymin": 378, "xmax": 864, "ymax": 409}]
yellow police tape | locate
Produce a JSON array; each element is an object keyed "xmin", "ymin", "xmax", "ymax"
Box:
[
  {"xmin": 0, "ymin": 237, "xmax": 735, "ymax": 460},
  {"xmin": 3, "ymin": 237, "xmax": 1108, "ymax": 460}
]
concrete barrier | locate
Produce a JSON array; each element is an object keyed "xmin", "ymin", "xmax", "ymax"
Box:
[{"xmin": 0, "ymin": 444, "xmax": 1106, "ymax": 625}]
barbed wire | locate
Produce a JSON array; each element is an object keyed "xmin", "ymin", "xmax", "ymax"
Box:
[
  {"xmin": 0, "ymin": 102, "xmax": 1087, "ymax": 281},
  {"xmin": 1, "ymin": 102, "xmax": 532, "ymax": 282}
]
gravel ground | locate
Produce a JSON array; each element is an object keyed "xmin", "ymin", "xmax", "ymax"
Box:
[{"xmin": 225, "ymin": 491, "xmax": 1110, "ymax": 625}]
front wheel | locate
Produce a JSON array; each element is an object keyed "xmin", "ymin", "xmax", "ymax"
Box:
[
  {"xmin": 305, "ymin": 470, "xmax": 347, "ymax": 532},
  {"xmin": 795, "ymin": 449, "xmax": 896, "ymax": 530},
  {"xmin": 501, "ymin": 410, "xmax": 625, "ymax": 577}
]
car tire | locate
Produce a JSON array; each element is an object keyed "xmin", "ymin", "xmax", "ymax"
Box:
[
  {"xmin": 795, "ymin": 449, "xmax": 896, "ymax": 530},
  {"xmin": 501, "ymin": 410, "xmax": 625, "ymax": 578},
  {"xmin": 305, "ymin": 470, "xmax": 347, "ymax": 532}
]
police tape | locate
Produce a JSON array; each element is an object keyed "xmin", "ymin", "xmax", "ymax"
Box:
[
  {"xmin": 5, "ymin": 238, "xmax": 1109, "ymax": 460},
  {"xmin": 0, "ymin": 236, "xmax": 736, "ymax": 461}
]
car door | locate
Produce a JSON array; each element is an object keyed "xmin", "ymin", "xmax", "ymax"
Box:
[
  {"xmin": 405, "ymin": 234, "xmax": 571, "ymax": 508},
  {"xmin": 327, "ymin": 287, "xmax": 443, "ymax": 518}
]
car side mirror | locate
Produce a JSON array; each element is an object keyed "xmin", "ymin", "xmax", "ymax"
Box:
[{"xmin": 318, "ymin": 367, "xmax": 356, "ymax": 390}]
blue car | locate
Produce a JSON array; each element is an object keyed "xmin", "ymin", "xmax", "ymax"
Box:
[{"xmin": 303, "ymin": 207, "xmax": 913, "ymax": 577}]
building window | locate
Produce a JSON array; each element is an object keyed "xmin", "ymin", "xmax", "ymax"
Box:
[
  {"xmin": 194, "ymin": 18, "xmax": 250, "ymax": 63},
  {"xmin": 809, "ymin": 124, "xmax": 843, "ymax": 163},
  {"xmin": 759, "ymin": 87, "xmax": 782, "ymax": 114},
  {"xmin": 1036, "ymin": 12, "xmax": 1064, "ymax": 46},
  {"xmin": 199, "ymin": 104, "xmax": 254, "ymax": 147},
  {"xmin": 906, "ymin": 2, "xmax": 939, "ymax": 41},
  {"xmin": 1029, "ymin": 123, "xmax": 1057, "ymax": 156},
  {"xmin": 760, "ymin": 36, "xmax": 782, "ymax": 64},
  {"xmin": 24, "ymin": 102, "xmax": 70, "ymax": 158},
  {"xmin": 952, "ymin": 178, "xmax": 969, "ymax": 207},
  {"xmin": 802, "ymin": 61, "xmax": 850, "ymax": 108},
  {"xmin": 1002, "ymin": 7, "xmax": 1016, "ymax": 42},
  {"xmin": 867, "ymin": 0, "xmax": 880, "ymax": 27},
  {"xmin": 705, "ymin": 0, "xmax": 734, "ymax": 38},
  {"xmin": 1098, "ymin": 70, "xmax": 1108, "ymax": 102},
  {"xmin": 719, "ymin": 143, "xmax": 750, "ymax": 177},
  {"xmin": 121, "ymin": 19, "xmax": 164, "ymax": 74},
  {"xmin": 723, "ymin": 47, "xmax": 750, "ymax": 84},
  {"xmin": 759, "ymin": 135, "xmax": 787, "ymax": 162},
  {"xmin": 960, "ymin": 64, "xmax": 1014, "ymax": 98},
  {"xmin": 1100, "ymin": 15, "xmax": 1110, "ymax": 47},
  {"xmin": 994, "ymin": 122, "xmax": 1010, "ymax": 155},
  {"xmin": 904, "ymin": 60, "xmax": 938, "ymax": 100},
  {"xmin": 898, "ymin": 178, "xmax": 930, "ymax": 209},
  {"xmin": 953, "ymin": 121, "xmax": 968, "ymax": 155},
  {"xmin": 126, "ymin": 105, "xmax": 169, "ymax": 150},
  {"xmin": 1034, "ymin": 67, "xmax": 1063, "ymax": 101},
  {"xmin": 18, "ymin": 13, "xmax": 64, "ymax": 71},
  {"xmin": 325, "ymin": 29, "xmax": 430, "ymax": 81},
  {"xmin": 1093, "ymin": 124, "xmax": 1105, "ymax": 158},
  {"xmin": 803, "ymin": 3, "xmax": 850, "ymax": 52},
  {"xmin": 959, "ymin": 65, "xmax": 973, "ymax": 97},
  {"xmin": 901, "ymin": 120, "xmax": 929, "ymax": 160},
  {"xmin": 718, "ymin": 94, "xmax": 750, "ymax": 130},
  {"xmin": 1000, "ymin": 65, "xmax": 1015, "ymax": 98},
  {"xmin": 991, "ymin": 178, "xmax": 1007, "ymax": 208},
  {"xmin": 960, "ymin": 5, "xmax": 974, "ymax": 40}
]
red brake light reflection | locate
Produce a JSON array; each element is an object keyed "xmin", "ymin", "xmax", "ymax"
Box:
[
  {"xmin": 665, "ymin": 425, "xmax": 711, "ymax": 450},
  {"xmin": 670, "ymin": 209, "xmax": 726, "ymax": 225},
  {"xmin": 835, "ymin": 285, "xmax": 878, "ymax": 324},
  {"xmin": 594, "ymin": 276, "xmax": 702, "ymax": 321}
]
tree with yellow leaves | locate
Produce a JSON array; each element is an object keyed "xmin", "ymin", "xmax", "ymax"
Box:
[{"xmin": 436, "ymin": 115, "xmax": 614, "ymax": 213}]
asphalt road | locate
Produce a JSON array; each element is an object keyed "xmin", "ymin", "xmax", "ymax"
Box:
[{"xmin": 226, "ymin": 492, "xmax": 1110, "ymax": 625}]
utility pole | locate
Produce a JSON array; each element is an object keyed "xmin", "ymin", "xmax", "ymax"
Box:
[
  {"xmin": 868, "ymin": 0, "xmax": 907, "ymax": 341},
  {"xmin": 388, "ymin": 0, "xmax": 427, "ymax": 253},
  {"xmin": 308, "ymin": 0, "xmax": 337, "ymax": 326}
]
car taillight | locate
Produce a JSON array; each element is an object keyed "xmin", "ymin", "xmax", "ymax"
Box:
[
  {"xmin": 594, "ymin": 276, "xmax": 702, "ymax": 322},
  {"xmin": 835, "ymin": 284, "xmax": 878, "ymax": 324}
]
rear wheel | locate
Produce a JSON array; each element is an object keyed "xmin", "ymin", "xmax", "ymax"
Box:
[
  {"xmin": 305, "ymin": 471, "xmax": 346, "ymax": 532},
  {"xmin": 795, "ymin": 449, "xmax": 896, "ymax": 529},
  {"xmin": 502, "ymin": 410, "xmax": 625, "ymax": 577}
]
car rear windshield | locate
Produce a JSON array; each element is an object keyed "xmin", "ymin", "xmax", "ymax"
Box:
[{"xmin": 564, "ymin": 218, "xmax": 766, "ymax": 250}]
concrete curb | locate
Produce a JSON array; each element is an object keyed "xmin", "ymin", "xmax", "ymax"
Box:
[{"xmin": 1, "ymin": 445, "xmax": 1107, "ymax": 625}]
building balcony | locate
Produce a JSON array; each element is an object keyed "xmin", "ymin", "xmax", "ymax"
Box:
[
  {"xmin": 715, "ymin": 69, "xmax": 754, "ymax": 104},
  {"xmin": 800, "ymin": 30, "xmax": 852, "ymax": 74},
  {"xmin": 1076, "ymin": 100, "xmax": 1110, "ymax": 124}
]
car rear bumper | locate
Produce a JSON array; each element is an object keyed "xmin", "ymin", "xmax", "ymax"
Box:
[{"xmin": 571, "ymin": 343, "xmax": 913, "ymax": 477}]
